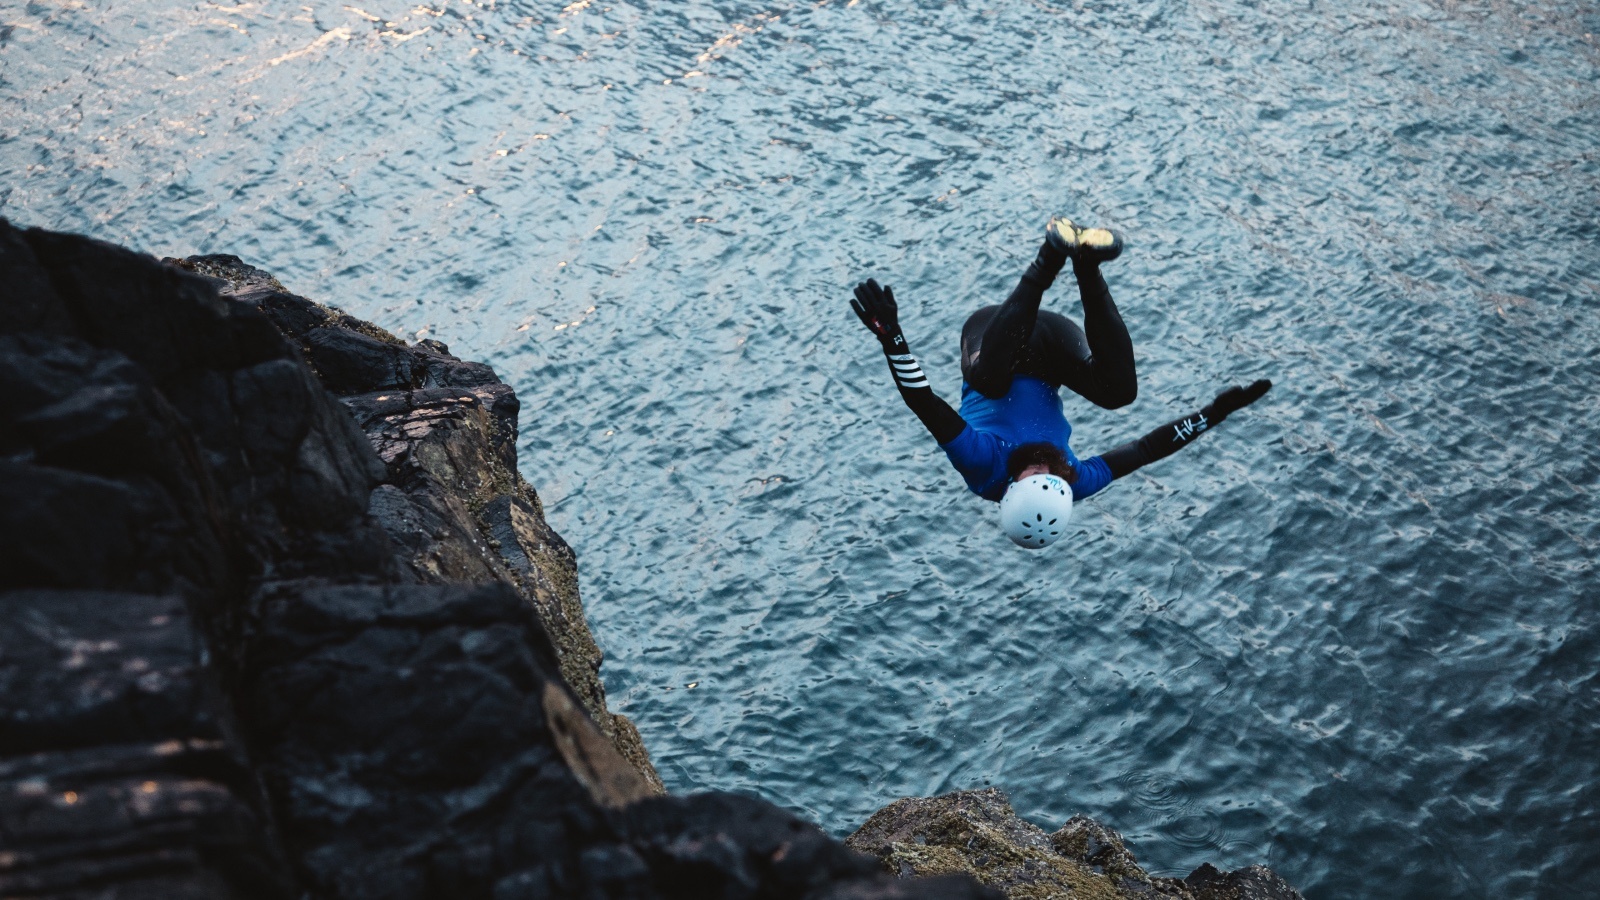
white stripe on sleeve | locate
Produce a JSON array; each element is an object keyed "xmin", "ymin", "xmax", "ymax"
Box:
[{"xmin": 887, "ymin": 352, "xmax": 930, "ymax": 390}]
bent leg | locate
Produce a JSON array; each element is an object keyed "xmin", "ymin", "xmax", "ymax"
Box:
[
  {"xmin": 960, "ymin": 307, "xmax": 998, "ymax": 383},
  {"xmin": 963, "ymin": 241, "xmax": 1069, "ymax": 398},
  {"xmin": 1019, "ymin": 311, "xmax": 1091, "ymax": 381},
  {"xmin": 965, "ymin": 306, "xmax": 1101, "ymax": 390},
  {"xmin": 1059, "ymin": 259, "xmax": 1138, "ymax": 409},
  {"xmin": 972, "ymin": 258, "xmax": 1139, "ymax": 409}
]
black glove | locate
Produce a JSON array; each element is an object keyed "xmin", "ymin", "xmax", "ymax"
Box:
[
  {"xmin": 851, "ymin": 278, "xmax": 906, "ymax": 350},
  {"xmin": 1205, "ymin": 379, "xmax": 1272, "ymax": 422},
  {"xmin": 850, "ymin": 277, "xmax": 966, "ymax": 443}
]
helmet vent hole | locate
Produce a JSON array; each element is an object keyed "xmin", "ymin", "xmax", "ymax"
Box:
[{"xmin": 1036, "ymin": 513, "xmax": 1043, "ymax": 521}]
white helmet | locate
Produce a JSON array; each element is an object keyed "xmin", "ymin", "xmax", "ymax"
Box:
[{"xmin": 1000, "ymin": 474, "xmax": 1074, "ymax": 549}]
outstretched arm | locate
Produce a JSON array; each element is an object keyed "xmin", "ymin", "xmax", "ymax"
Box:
[
  {"xmin": 1099, "ymin": 380, "xmax": 1272, "ymax": 479},
  {"xmin": 851, "ymin": 279, "xmax": 967, "ymax": 444}
]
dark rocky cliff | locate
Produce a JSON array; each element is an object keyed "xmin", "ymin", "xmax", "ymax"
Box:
[
  {"xmin": 0, "ymin": 220, "xmax": 1300, "ymax": 900},
  {"xmin": 0, "ymin": 220, "xmax": 990, "ymax": 899},
  {"xmin": 171, "ymin": 251, "xmax": 662, "ymax": 797}
]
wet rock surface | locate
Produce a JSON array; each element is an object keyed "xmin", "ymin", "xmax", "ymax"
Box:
[
  {"xmin": 846, "ymin": 789, "xmax": 1301, "ymax": 900},
  {"xmin": 184, "ymin": 252, "xmax": 649, "ymax": 786},
  {"xmin": 1, "ymin": 590, "xmax": 291, "ymax": 900},
  {"xmin": 0, "ymin": 220, "xmax": 996, "ymax": 899}
]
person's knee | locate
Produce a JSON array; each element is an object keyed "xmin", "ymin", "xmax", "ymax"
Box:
[{"xmin": 1098, "ymin": 382, "xmax": 1138, "ymax": 409}]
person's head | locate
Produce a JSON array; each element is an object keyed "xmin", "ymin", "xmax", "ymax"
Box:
[
  {"xmin": 1006, "ymin": 442, "xmax": 1076, "ymax": 483},
  {"xmin": 999, "ymin": 472, "xmax": 1074, "ymax": 549}
]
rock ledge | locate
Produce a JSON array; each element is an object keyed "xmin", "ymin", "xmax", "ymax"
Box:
[{"xmin": 847, "ymin": 789, "xmax": 1301, "ymax": 900}]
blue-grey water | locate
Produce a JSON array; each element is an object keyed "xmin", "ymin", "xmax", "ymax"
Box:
[{"xmin": 5, "ymin": 1, "xmax": 1598, "ymax": 896}]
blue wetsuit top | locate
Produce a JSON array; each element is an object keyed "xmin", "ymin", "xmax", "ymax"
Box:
[{"xmin": 938, "ymin": 375, "xmax": 1114, "ymax": 503}]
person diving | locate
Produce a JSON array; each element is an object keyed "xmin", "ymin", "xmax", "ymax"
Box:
[{"xmin": 850, "ymin": 216, "xmax": 1271, "ymax": 549}]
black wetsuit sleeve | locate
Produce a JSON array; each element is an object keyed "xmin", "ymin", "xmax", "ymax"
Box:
[
  {"xmin": 850, "ymin": 278, "xmax": 967, "ymax": 444},
  {"xmin": 1101, "ymin": 380, "xmax": 1272, "ymax": 479},
  {"xmin": 882, "ymin": 342, "xmax": 967, "ymax": 445}
]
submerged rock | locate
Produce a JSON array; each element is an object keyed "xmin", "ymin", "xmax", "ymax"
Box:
[
  {"xmin": 846, "ymin": 789, "xmax": 1301, "ymax": 900},
  {"xmin": 0, "ymin": 220, "xmax": 995, "ymax": 899}
]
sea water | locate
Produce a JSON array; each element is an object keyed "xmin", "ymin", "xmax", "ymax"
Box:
[{"xmin": 4, "ymin": 2, "xmax": 1598, "ymax": 895}]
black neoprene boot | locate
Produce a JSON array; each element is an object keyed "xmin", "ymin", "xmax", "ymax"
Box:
[{"xmin": 1046, "ymin": 215, "xmax": 1124, "ymax": 264}]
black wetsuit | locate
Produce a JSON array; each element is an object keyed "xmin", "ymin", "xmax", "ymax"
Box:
[{"xmin": 961, "ymin": 254, "xmax": 1137, "ymax": 410}]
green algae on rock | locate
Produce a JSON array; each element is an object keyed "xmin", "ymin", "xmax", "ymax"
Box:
[{"xmin": 847, "ymin": 789, "xmax": 1301, "ymax": 900}]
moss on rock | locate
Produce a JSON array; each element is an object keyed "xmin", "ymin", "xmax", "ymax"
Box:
[{"xmin": 847, "ymin": 789, "xmax": 1298, "ymax": 900}]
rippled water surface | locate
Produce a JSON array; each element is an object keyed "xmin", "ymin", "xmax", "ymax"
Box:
[{"xmin": 6, "ymin": 1, "xmax": 1599, "ymax": 895}]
